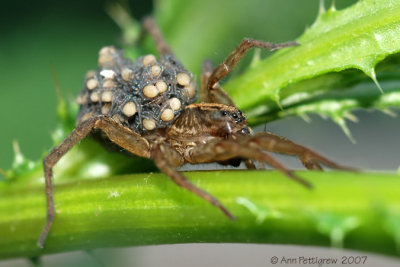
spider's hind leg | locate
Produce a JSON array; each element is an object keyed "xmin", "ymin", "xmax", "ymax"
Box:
[{"xmin": 142, "ymin": 16, "xmax": 174, "ymax": 55}]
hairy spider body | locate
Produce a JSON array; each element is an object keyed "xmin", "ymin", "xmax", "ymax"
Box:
[
  {"xmin": 38, "ymin": 17, "xmax": 349, "ymax": 248},
  {"xmin": 77, "ymin": 48, "xmax": 196, "ymax": 133}
]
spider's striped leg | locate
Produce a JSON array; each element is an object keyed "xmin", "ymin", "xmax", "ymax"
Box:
[
  {"xmin": 142, "ymin": 16, "xmax": 173, "ymax": 55},
  {"xmin": 151, "ymin": 143, "xmax": 235, "ymax": 220},
  {"xmin": 200, "ymin": 60, "xmax": 235, "ymax": 106},
  {"xmin": 186, "ymin": 139, "xmax": 311, "ymax": 188},
  {"xmin": 38, "ymin": 116, "xmax": 150, "ymax": 248},
  {"xmin": 248, "ymin": 132, "xmax": 353, "ymax": 171}
]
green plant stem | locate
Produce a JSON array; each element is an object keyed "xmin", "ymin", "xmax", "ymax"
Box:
[{"xmin": 1, "ymin": 170, "xmax": 400, "ymax": 259}]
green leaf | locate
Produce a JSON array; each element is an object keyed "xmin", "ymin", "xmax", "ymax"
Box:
[{"xmin": 224, "ymin": 0, "xmax": 400, "ymax": 129}]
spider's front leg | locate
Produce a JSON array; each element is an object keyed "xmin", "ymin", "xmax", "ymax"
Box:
[
  {"xmin": 208, "ymin": 38, "xmax": 299, "ymax": 89},
  {"xmin": 186, "ymin": 139, "xmax": 312, "ymax": 188},
  {"xmin": 38, "ymin": 116, "xmax": 150, "ymax": 248},
  {"xmin": 248, "ymin": 132, "xmax": 354, "ymax": 171},
  {"xmin": 203, "ymin": 38, "xmax": 299, "ymax": 105},
  {"xmin": 151, "ymin": 143, "xmax": 235, "ymax": 220},
  {"xmin": 201, "ymin": 60, "xmax": 236, "ymax": 106},
  {"xmin": 39, "ymin": 118, "xmax": 99, "ymax": 248}
]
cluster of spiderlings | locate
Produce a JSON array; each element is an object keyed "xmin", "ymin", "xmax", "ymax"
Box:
[{"xmin": 76, "ymin": 46, "xmax": 197, "ymax": 133}]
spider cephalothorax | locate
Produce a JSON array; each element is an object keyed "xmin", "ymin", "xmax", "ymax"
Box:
[
  {"xmin": 166, "ymin": 103, "xmax": 250, "ymax": 139},
  {"xmin": 37, "ymin": 17, "xmax": 349, "ymax": 248}
]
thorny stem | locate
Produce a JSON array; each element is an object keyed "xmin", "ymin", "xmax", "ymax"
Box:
[{"xmin": 1, "ymin": 170, "xmax": 400, "ymax": 259}]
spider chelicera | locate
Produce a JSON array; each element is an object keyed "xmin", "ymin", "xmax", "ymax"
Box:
[{"xmin": 38, "ymin": 16, "xmax": 349, "ymax": 248}]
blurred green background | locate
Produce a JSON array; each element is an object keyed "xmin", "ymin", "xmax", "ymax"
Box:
[{"xmin": 0, "ymin": 0, "xmax": 360, "ymax": 170}]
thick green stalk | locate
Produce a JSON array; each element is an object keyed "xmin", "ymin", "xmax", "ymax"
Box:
[{"xmin": 1, "ymin": 170, "xmax": 400, "ymax": 259}]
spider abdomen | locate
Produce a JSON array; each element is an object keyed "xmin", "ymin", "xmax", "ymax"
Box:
[{"xmin": 76, "ymin": 46, "xmax": 197, "ymax": 134}]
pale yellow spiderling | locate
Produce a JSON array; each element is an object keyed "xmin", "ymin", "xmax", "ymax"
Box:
[
  {"xmin": 161, "ymin": 108, "xmax": 174, "ymax": 121},
  {"xmin": 177, "ymin": 73, "xmax": 190, "ymax": 86},
  {"xmin": 123, "ymin": 102, "xmax": 137, "ymax": 117},
  {"xmin": 143, "ymin": 84, "xmax": 159, "ymax": 98},
  {"xmin": 143, "ymin": 118, "xmax": 156, "ymax": 130}
]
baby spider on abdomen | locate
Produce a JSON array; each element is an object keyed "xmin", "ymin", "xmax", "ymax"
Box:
[{"xmin": 37, "ymin": 16, "xmax": 350, "ymax": 248}]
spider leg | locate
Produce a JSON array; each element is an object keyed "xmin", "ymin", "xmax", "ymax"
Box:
[
  {"xmin": 207, "ymin": 38, "xmax": 299, "ymax": 95},
  {"xmin": 201, "ymin": 60, "xmax": 235, "ymax": 106},
  {"xmin": 38, "ymin": 115, "xmax": 150, "ymax": 248},
  {"xmin": 249, "ymin": 132, "xmax": 353, "ymax": 171},
  {"xmin": 151, "ymin": 143, "xmax": 235, "ymax": 220},
  {"xmin": 142, "ymin": 16, "xmax": 173, "ymax": 55},
  {"xmin": 244, "ymin": 159, "xmax": 257, "ymax": 170},
  {"xmin": 187, "ymin": 140, "xmax": 311, "ymax": 188}
]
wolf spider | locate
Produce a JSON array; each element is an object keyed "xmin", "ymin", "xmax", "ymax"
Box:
[{"xmin": 38, "ymin": 17, "xmax": 349, "ymax": 248}]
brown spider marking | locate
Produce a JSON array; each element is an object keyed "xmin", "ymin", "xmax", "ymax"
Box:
[{"xmin": 37, "ymin": 16, "xmax": 352, "ymax": 248}]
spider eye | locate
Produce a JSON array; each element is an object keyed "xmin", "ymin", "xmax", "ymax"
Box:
[
  {"xmin": 232, "ymin": 113, "xmax": 238, "ymax": 119},
  {"xmin": 221, "ymin": 111, "xmax": 228, "ymax": 116}
]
